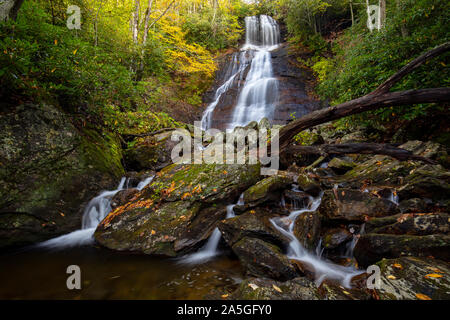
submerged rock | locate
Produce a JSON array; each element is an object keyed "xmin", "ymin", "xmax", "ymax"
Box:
[
  {"xmin": 322, "ymin": 228, "xmax": 353, "ymax": 249},
  {"xmin": 231, "ymin": 237, "xmax": 298, "ymax": 281},
  {"xmin": 94, "ymin": 163, "xmax": 261, "ymax": 256},
  {"xmin": 318, "ymin": 188, "xmax": 399, "ymax": 221},
  {"xmin": 376, "ymin": 257, "xmax": 450, "ymax": 300},
  {"xmin": 0, "ymin": 104, "xmax": 124, "ymax": 248}
]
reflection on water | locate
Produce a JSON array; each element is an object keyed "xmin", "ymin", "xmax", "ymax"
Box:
[{"xmin": 0, "ymin": 247, "xmax": 243, "ymax": 299}]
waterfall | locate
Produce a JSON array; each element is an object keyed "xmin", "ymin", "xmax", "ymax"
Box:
[
  {"xmin": 200, "ymin": 15, "xmax": 280, "ymax": 130},
  {"xmin": 36, "ymin": 176, "xmax": 154, "ymax": 250},
  {"xmin": 179, "ymin": 194, "xmax": 243, "ymax": 264},
  {"xmin": 270, "ymin": 192, "xmax": 364, "ymax": 288}
]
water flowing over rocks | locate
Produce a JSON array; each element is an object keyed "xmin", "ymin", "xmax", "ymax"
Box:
[
  {"xmin": 0, "ymin": 103, "xmax": 124, "ymax": 248},
  {"xmin": 94, "ymin": 163, "xmax": 261, "ymax": 256}
]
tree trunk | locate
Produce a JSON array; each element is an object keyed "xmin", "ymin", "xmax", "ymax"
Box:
[
  {"xmin": 378, "ymin": 0, "xmax": 386, "ymax": 30},
  {"xmin": 283, "ymin": 143, "xmax": 437, "ymax": 165},
  {"xmin": 132, "ymin": 0, "xmax": 140, "ymax": 45},
  {"xmin": 350, "ymin": 1, "xmax": 354, "ymax": 27},
  {"xmin": 276, "ymin": 42, "xmax": 450, "ymax": 152}
]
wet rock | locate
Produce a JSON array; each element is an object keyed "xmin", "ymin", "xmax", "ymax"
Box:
[
  {"xmin": 243, "ymin": 174, "xmax": 292, "ymax": 207},
  {"xmin": 400, "ymin": 140, "xmax": 450, "ymax": 168},
  {"xmin": 291, "ymin": 170, "xmax": 322, "ymax": 196},
  {"xmin": 283, "ymin": 189, "xmax": 311, "ymax": 210},
  {"xmin": 110, "ymin": 188, "xmax": 140, "ymax": 210},
  {"xmin": 376, "ymin": 257, "xmax": 450, "ymax": 300},
  {"xmin": 232, "ymin": 237, "xmax": 298, "ymax": 281},
  {"xmin": 327, "ymin": 157, "xmax": 355, "ymax": 175},
  {"xmin": 398, "ymin": 198, "xmax": 431, "ymax": 213},
  {"xmin": 0, "ymin": 104, "xmax": 123, "ymax": 248},
  {"xmin": 94, "ymin": 163, "xmax": 261, "ymax": 256},
  {"xmin": 354, "ymin": 233, "xmax": 450, "ymax": 267},
  {"xmin": 368, "ymin": 213, "xmax": 449, "ymax": 236},
  {"xmin": 318, "ymin": 188, "xmax": 399, "ymax": 222},
  {"xmin": 322, "ymin": 228, "xmax": 353, "ymax": 249},
  {"xmin": 397, "ymin": 164, "xmax": 450, "ymax": 202},
  {"xmin": 218, "ymin": 209, "xmax": 288, "ymax": 248},
  {"xmin": 293, "ymin": 212, "xmax": 321, "ymax": 250},
  {"xmin": 124, "ymin": 130, "xmax": 177, "ymax": 171},
  {"xmin": 258, "ymin": 117, "xmax": 270, "ymax": 130},
  {"xmin": 231, "ymin": 277, "xmax": 320, "ymax": 300}
]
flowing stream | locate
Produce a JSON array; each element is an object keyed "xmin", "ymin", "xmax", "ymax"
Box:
[
  {"xmin": 36, "ymin": 176, "xmax": 154, "ymax": 250},
  {"xmin": 270, "ymin": 188, "xmax": 364, "ymax": 288},
  {"xmin": 200, "ymin": 15, "xmax": 280, "ymax": 130}
]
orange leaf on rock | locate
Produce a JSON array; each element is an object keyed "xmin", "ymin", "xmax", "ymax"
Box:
[
  {"xmin": 415, "ymin": 293, "xmax": 432, "ymax": 300},
  {"xmin": 425, "ymin": 273, "xmax": 443, "ymax": 279}
]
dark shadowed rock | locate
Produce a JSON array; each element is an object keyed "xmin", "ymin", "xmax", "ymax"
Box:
[
  {"xmin": 327, "ymin": 157, "xmax": 356, "ymax": 175},
  {"xmin": 293, "ymin": 211, "xmax": 321, "ymax": 250},
  {"xmin": 368, "ymin": 213, "xmax": 449, "ymax": 236},
  {"xmin": 322, "ymin": 228, "xmax": 353, "ymax": 249},
  {"xmin": 110, "ymin": 188, "xmax": 140, "ymax": 210},
  {"xmin": 124, "ymin": 130, "xmax": 177, "ymax": 171},
  {"xmin": 232, "ymin": 237, "xmax": 298, "ymax": 281},
  {"xmin": 318, "ymin": 188, "xmax": 399, "ymax": 221},
  {"xmin": 218, "ymin": 210, "xmax": 288, "ymax": 248},
  {"xmin": 375, "ymin": 257, "xmax": 450, "ymax": 300},
  {"xmin": 354, "ymin": 233, "xmax": 450, "ymax": 267}
]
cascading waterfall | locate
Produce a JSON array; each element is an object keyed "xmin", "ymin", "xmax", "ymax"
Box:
[
  {"xmin": 270, "ymin": 189, "xmax": 364, "ymax": 288},
  {"xmin": 200, "ymin": 15, "xmax": 280, "ymax": 130},
  {"xmin": 36, "ymin": 176, "xmax": 154, "ymax": 250},
  {"xmin": 179, "ymin": 194, "xmax": 244, "ymax": 264}
]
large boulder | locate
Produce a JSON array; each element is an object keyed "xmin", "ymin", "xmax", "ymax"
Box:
[
  {"xmin": 218, "ymin": 209, "xmax": 288, "ymax": 248},
  {"xmin": 318, "ymin": 188, "xmax": 399, "ymax": 222},
  {"xmin": 375, "ymin": 257, "xmax": 450, "ymax": 300},
  {"xmin": 231, "ymin": 237, "xmax": 298, "ymax": 281},
  {"xmin": 293, "ymin": 211, "xmax": 321, "ymax": 250},
  {"xmin": 354, "ymin": 233, "xmax": 450, "ymax": 267},
  {"xmin": 94, "ymin": 163, "xmax": 261, "ymax": 256},
  {"xmin": 0, "ymin": 104, "xmax": 124, "ymax": 248},
  {"xmin": 124, "ymin": 130, "xmax": 178, "ymax": 171},
  {"xmin": 242, "ymin": 174, "xmax": 292, "ymax": 207}
]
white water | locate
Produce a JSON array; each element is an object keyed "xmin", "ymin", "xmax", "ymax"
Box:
[
  {"xmin": 200, "ymin": 15, "xmax": 280, "ymax": 130},
  {"xmin": 180, "ymin": 194, "xmax": 243, "ymax": 264},
  {"xmin": 36, "ymin": 176, "xmax": 154, "ymax": 250},
  {"xmin": 270, "ymin": 191, "xmax": 364, "ymax": 288}
]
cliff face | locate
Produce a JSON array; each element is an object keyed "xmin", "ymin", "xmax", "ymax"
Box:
[{"xmin": 202, "ymin": 43, "xmax": 321, "ymax": 130}]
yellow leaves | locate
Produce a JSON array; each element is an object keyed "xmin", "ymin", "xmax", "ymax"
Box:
[
  {"xmin": 221, "ymin": 294, "xmax": 229, "ymax": 299},
  {"xmin": 223, "ymin": 170, "xmax": 228, "ymax": 175},
  {"xmin": 415, "ymin": 293, "xmax": 432, "ymax": 300},
  {"xmin": 51, "ymin": 68, "xmax": 56, "ymax": 73},
  {"xmin": 248, "ymin": 283, "xmax": 259, "ymax": 290},
  {"xmin": 272, "ymin": 284, "xmax": 282, "ymax": 293},
  {"xmin": 376, "ymin": 161, "xmax": 383, "ymax": 166},
  {"xmin": 54, "ymin": 39, "xmax": 58, "ymax": 45},
  {"xmin": 426, "ymin": 266, "xmax": 443, "ymax": 273},
  {"xmin": 393, "ymin": 263, "xmax": 403, "ymax": 269},
  {"xmin": 342, "ymin": 290, "xmax": 350, "ymax": 295},
  {"xmin": 249, "ymin": 210, "xmax": 256, "ymax": 215},
  {"xmin": 387, "ymin": 275, "xmax": 396, "ymax": 280},
  {"xmin": 59, "ymin": 212, "xmax": 65, "ymax": 217},
  {"xmin": 73, "ymin": 49, "xmax": 77, "ymax": 55},
  {"xmin": 151, "ymin": 230, "xmax": 156, "ymax": 235},
  {"xmin": 425, "ymin": 273, "xmax": 443, "ymax": 279}
]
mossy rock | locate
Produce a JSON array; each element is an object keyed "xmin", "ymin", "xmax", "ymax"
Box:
[
  {"xmin": 0, "ymin": 103, "xmax": 124, "ymax": 248},
  {"xmin": 243, "ymin": 174, "xmax": 292, "ymax": 206},
  {"xmin": 95, "ymin": 163, "xmax": 261, "ymax": 256},
  {"xmin": 375, "ymin": 257, "xmax": 450, "ymax": 300}
]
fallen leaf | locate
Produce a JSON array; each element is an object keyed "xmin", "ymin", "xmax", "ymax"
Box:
[
  {"xmin": 415, "ymin": 293, "xmax": 432, "ymax": 300},
  {"xmin": 151, "ymin": 230, "xmax": 156, "ymax": 235},
  {"xmin": 59, "ymin": 212, "xmax": 65, "ymax": 217},
  {"xmin": 426, "ymin": 267, "xmax": 443, "ymax": 273},
  {"xmin": 425, "ymin": 273, "xmax": 443, "ymax": 279},
  {"xmin": 387, "ymin": 275, "xmax": 396, "ymax": 280},
  {"xmin": 272, "ymin": 284, "xmax": 282, "ymax": 293},
  {"xmin": 221, "ymin": 294, "xmax": 229, "ymax": 298},
  {"xmin": 248, "ymin": 283, "xmax": 259, "ymax": 290},
  {"xmin": 343, "ymin": 290, "xmax": 350, "ymax": 295},
  {"xmin": 393, "ymin": 263, "xmax": 403, "ymax": 269}
]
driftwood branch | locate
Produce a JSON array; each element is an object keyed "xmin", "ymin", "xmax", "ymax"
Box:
[
  {"xmin": 277, "ymin": 42, "xmax": 450, "ymax": 152},
  {"xmin": 285, "ymin": 143, "xmax": 437, "ymax": 164}
]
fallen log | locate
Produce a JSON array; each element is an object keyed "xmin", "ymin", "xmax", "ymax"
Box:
[
  {"xmin": 276, "ymin": 42, "xmax": 450, "ymax": 151},
  {"xmin": 284, "ymin": 143, "xmax": 437, "ymax": 165}
]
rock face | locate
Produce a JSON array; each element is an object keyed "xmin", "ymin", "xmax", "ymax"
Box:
[
  {"xmin": 318, "ymin": 188, "xmax": 399, "ymax": 221},
  {"xmin": 205, "ymin": 44, "xmax": 320, "ymax": 130},
  {"xmin": 0, "ymin": 104, "xmax": 124, "ymax": 248},
  {"xmin": 94, "ymin": 163, "xmax": 261, "ymax": 256},
  {"xmin": 354, "ymin": 233, "xmax": 450, "ymax": 267},
  {"xmin": 376, "ymin": 257, "xmax": 450, "ymax": 300},
  {"xmin": 124, "ymin": 130, "xmax": 177, "ymax": 171},
  {"xmin": 293, "ymin": 211, "xmax": 321, "ymax": 250},
  {"xmin": 231, "ymin": 237, "xmax": 298, "ymax": 281}
]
